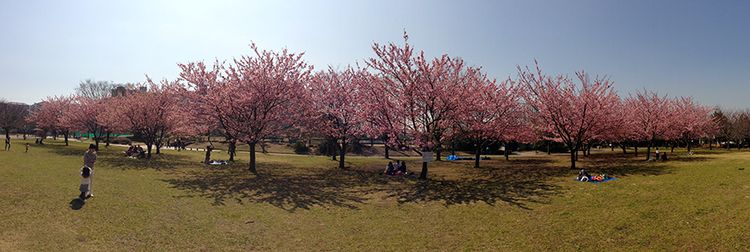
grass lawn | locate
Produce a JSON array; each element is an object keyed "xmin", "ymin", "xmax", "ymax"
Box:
[{"xmin": 1, "ymin": 140, "xmax": 749, "ymax": 251}]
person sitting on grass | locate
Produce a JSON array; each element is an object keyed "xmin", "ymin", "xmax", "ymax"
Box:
[
  {"xmin": 125, "ymin": 144, "xmax": 134, "ymax": 156},
  {"xmin": 384, "ymin": 161, "xmax": 395, "ymax": 175},
  {"xmin": 396, "ymin": 160, "xmax": 408, "ymax": 175},
  {"xmin": 132, "ymin": 145, "xmax": 145, "ymax": 159},
  {"xmin": 79, "ymin": 165, "xmax": 92, "ymax": 200},
  {"xmin": 577, "ymin": 169, "xmax": 590, "ymax": 182}
]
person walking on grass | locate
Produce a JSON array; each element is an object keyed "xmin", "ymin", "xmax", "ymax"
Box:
[
  {"xmin": 83, "ymin": 144, "xmax": 97, "ymax": 198},
  {"xmin": 4, "ymin": 136, "xmax": 10, "ymax": 151}
]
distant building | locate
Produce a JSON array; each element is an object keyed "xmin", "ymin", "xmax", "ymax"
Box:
[{"xmin": 111, "ymin": 85, "xmax": 147, "ymax": 97}]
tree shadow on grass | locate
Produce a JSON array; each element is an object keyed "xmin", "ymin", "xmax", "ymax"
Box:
[
  {"xmin": 161, "ymin": 159, "xmax": 566, "ymax": 210},
  {"xmin": 98, "ymin": 153, "xmax": 197, "ymax": 170},
  {"xmin": 41, "ymin": 144, "xmax": 196, "ymax": 170},
  {"xmin": 162, "ymin": 164, "xmax": 370, "ymax": 212},
  {"xmin": 375, "ymin": 159, "xmax": 566, "ymax": 209},
  {"xmin": 162, "ymin": 155, "xmax": 680, "ymax": 211},
  {"xmin": 581, "ymin": 158, "xmax": 673, "ymax": 176},
  {"xmin": 45, "ymin": 145, "xmax": 85, "ymax": 157}
]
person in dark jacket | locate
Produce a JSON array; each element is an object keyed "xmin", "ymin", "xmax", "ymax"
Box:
[
  {"xmin": 397, "ymin": 160, "xmax": 407, "ymax": 175},
  {"xmin": 384, "ymin": 161, "xmax": 395, "ymax": 175}
]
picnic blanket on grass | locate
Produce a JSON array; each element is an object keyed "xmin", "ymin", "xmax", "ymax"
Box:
[{"xmin": 576, "ymin": 177, "xmax": 617, "ymax": 183}]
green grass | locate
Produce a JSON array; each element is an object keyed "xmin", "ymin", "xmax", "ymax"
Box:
[{"xmin": 1, "ymin": 140, "xmax": 749, "ymax": 251}]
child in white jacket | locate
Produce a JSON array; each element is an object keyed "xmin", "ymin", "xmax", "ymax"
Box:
[{"xmin": 79, "ymin": 166, "xmax": 92, "ymax": 200}]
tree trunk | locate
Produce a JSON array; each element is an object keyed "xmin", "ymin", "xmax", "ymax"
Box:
[
  {"xmin": 146, "ymin": 143, "xmax": 153, "ymax": 158},
  {"xmin": 585, "ymin": 145, "xmax": 589, "ymax": 156},
  {"xmin": 436, "ymin": 145, "xmax": 442, "ymax": 161},
  {"xmin": 547, "ymin": 141, "xmax": 551, "ymax": 155},
  {"xmin": 621, "ymin": 144, "xmax": 627, "ymax": 154},
  {"xmin": 332, "ymin": 141, "xmax": 337, "ymax": 160},
  {"xmin": 570, "ymin": 149, "xmax": 577, "ymax": 169},
  {"xmin": 204, "ymin": 148, "xmax": 211, "ymax": 164},
  {"xmin": 384, "ymin": 145, "xmax": 390, "ymax": 159},
  {"xmin": 709, "ymin": 138, "xmax": 713, "ymax": 150},
  {"xmin": 249, "ymin": 143, "xmax": 257, "ymax": 174},
  {"xmin": 228, "ymin": 140, "xmax": 236, "ymax": 162},
  {"xmin": 474, "ymin": 144, "xmax": 482, "ymax": 168},
  {"xmin": 4, "ymin": 130, "xmax": 10, "ymax": 151},
  {"xmin": 646, "ymin": 141, "xmax": 653, "ymax": 161},
  {"xmin": 504, "ymin": 143, "xmax": 510, "ymax": 161},
  {"xmin": 338, "ymin": 140, "xmax": 346, "ymax": 169},
  {"xmin": 687, "ymin": 141, "xmax": 692, "ymax": 153},
  {"xmin": 64, "ymin": 132, "xmax": 69, "ymax": 146},
  {"xmin": 105, "ymin": 132, "xmax": 111, "ymax": 147},
  {"xmin": 634, "ymin": 146, "xmax": 638, "ymax": 157},
  {"xmin": 419, "ymin": 161, "xmax": 428, "ymax": 180}
]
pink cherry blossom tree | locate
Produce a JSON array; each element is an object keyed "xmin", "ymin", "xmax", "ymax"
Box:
[
  {"xmin": 624, "ymin": 90, "xmax": 677, "ymax": 160},
  {"xmin": 603, "ymin": 100, "xmax": 638, "ymax": 154},
  {"xmin": 459, "ymin": 70, "xmax": 529, "ymax": 168},
  {"xmin": 583, "ymin": 96, "xmax": 628, "ymax": 156},
  {"xmin": 102, "ymin": 79, "xmax": 178, "ymax": 158},
  {"xmin": 26, "ymin": 96, "xmax": 73, "ymax": 145},
  {"xmin": 672, "ymin": 97, "xmax": 716, "ymax": 153},
  {"xmin": 359, "ymin": 75, "xmax": 402, "ymax": 160},
  {"xmin": 97, "ymin": 96, "xmax": 130, "ymax": 148},
  {"xmin": 176, "ymin": 60, "xmax": 241, "ymax": 161},
  {"xmin": 366, "ymin": 33, "xmax": 469, "ymax": 179},
  {"xmin": 519, "ymin": 62, "xmax": 620, "ymax": 169},
  {"xmin": 178, "ymin": 43, "xmax": 313, "ymax": 173},
  {"xmin": 309, "ymin": 66, "xmax": 369, "ymax": 169},
  {"xmin": 62, "ymin": 96, "xmax": 106, "ymax": 148}
]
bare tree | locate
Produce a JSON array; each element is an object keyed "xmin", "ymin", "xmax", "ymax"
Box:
[
  {"xmin": 727, "ymin": 110, "xmax": 750, "ymax": 150},
  {"xmin": 0, "ymin": 99, "xmax": 29, "ymax": 150},
  {"xmin": 75, "ymin": 79, "xmax": 115, "ymax": 99}
]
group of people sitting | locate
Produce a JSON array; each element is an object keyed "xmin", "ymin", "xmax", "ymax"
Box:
[
  {"xmin": 577, "ymin": 169, "xmax": 610, "ymax": 182},
  {"xmin": 124, "ymin": 144, "xmax": 146, "ymax": 159},
  {"xmin": 384, "ymin": 160, "xmax": 408, "ymax": 176}
]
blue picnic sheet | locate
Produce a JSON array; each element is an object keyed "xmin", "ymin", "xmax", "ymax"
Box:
[{"xmin": 576, "ymin": 177, "xmax": 617, "ymax": 183}]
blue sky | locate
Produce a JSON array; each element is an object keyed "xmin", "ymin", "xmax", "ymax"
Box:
[{"xmin": 1, "ymin": 0, "xmax": 748, "ymax": 108}]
